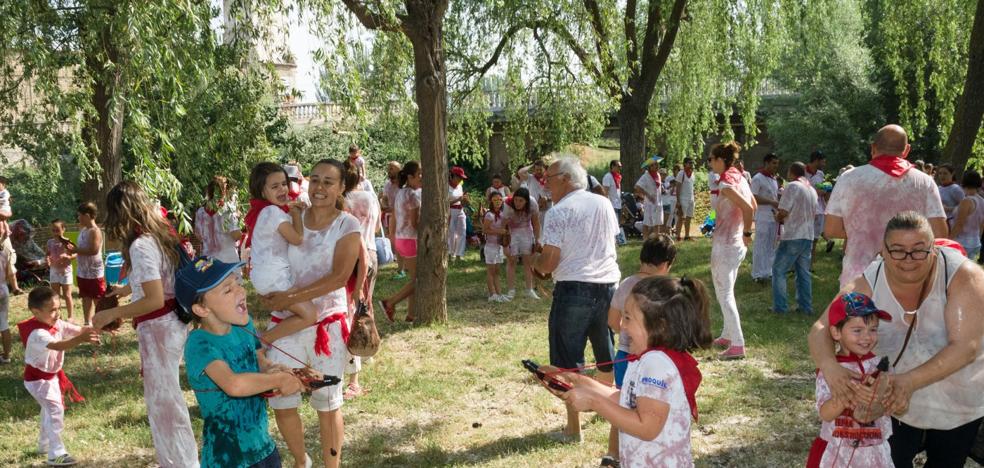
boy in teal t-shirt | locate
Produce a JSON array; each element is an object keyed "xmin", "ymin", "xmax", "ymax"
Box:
[{"xmin": 177, "ymin": 257, "xmax": 304, "ymax": 468}]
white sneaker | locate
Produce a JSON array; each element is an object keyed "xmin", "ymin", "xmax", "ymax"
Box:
[
  {"xmin": 526, "ymin": 289, "xmax": 541, "ymax": 300},
  {"xmin": 497, "ymin": 294, "xmax": 512, "ymax": 303},
  {"xmin": 488, "ymin": 294, "xmax": 498, "ymax": 302},
  {"xmin": 506, "ymin": 289, "xmax": 516, "ymax": 299}
]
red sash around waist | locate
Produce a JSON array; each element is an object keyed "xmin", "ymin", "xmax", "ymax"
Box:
[
  {"xmin": 23, "ymin": 366, "xmax": 85, "ymax": 404},
  {"xmin": 271, "ymin": 312, "xmax": 349, "ymax": 357},
  {"xmin": 133, "ymin": 298, "xmax": 178, "ymax": 328}
]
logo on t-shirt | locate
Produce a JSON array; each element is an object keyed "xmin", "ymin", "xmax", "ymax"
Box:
[{"xmin": 640, "ymin": 376, "xmax": 668, "ymax": 389}]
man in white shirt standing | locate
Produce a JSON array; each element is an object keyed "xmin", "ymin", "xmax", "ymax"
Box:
[
  {"xmin": 534, "ymin": 156, "xmax": 620, "ymax": 444},
  {"xmin": 805, "ymin": 151, "xmax": 832, "ymax": 258},
  {"xmin": 772, "ymin": 162, "xmax": 819, "ymax": 314},
  {"xmin": 751, "ymin": 153, "xmax": 781, "ymax": 282},
  {"xmin": 675, "ymin": 157, "xmax": 696, "ymax": 241},
  {"xmin": 601, "ymin": 160, "xmax": 626, "ymax": 245},
  {"xmin": 634, "ymin": 154, "xmax": 664, "ymax": 239}
]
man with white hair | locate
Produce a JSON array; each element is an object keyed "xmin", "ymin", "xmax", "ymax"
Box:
[{"xmin": 534, "ymin": 156, "xmax": 621, "ymax": 443}]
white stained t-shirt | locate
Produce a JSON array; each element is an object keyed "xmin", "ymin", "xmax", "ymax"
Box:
[
  {"xmin": 826, "ymin": 164, "xmax": 946, "ymax": 286},
  {"xmin": 194, "ymin": 207, "xmax": 217, "ymax": 257},
  {"xmin": 383, "ymin": 180, "xmax": 400, "ymax": 213},
  {"xmin": 751, "ymin": 172, "xmax": 780, "ymax": 222},
  {"xmin": 24, "ymin": 320, "xmax": 83, "ymax": 374},
  {"xmin": 504, "ymin": 198, "xmax": 540, "ymax": 233},
  {"xmin": 611, "ymin": 274, "xmax": 646, "ymax": 352},
  {"xmin": 127, "ymin": 235, "xmax": 176, "ymax": 303},
  {"xmin": 527, "ymin": 175, "xmax": 551, "ymax": 207},
  {"xmin": 541, "ymin": 189, "xmax": 621, "ymax": 284},
  {"xmin": 249, "ymin": 205, "xmax": 293, "ymax": 294},
  {"xmin": 807, "ymin": 168, "xmax": 826, "ymax": 213},
  {"xmin": 939, "ymin": 183, "xmax": 965, "ymax": 219},
  {"xmin": 276, "ymin": 212, "xmax": 361, "ymax": 322},
  {"xmin": 76, "ymin": 226, "xmax": 105, "ymax": 279},
  {"xmin": 345, "ymin": 190, "xmax": 381, "ymax": 252},
  {"xmin": 635, "ymin": 172, "xmax": 662, "ymax": 207},
  {"xmin": 675, "ymin": 170, "xmax": 695, "ymax": 202},
  {"xmin": 395, "ymin": 187, "xmax": 422, "ymax": 239},
  {"xmin": 213, "ymin": 205, "xmax": 241, "ymax": 264},
  {"xmin": 713, "ymin": 173, "xmax": 753, "ymax": 247},
  {"xmin": 619, "ymin": 351, "xmax": 694, "ymax": 468},
  {"xmin": 0, "ymin": 248, "xmax": 9, "ymax": 294},
  {"xmin": 484, "ymin": 210, "xmax": 507, "ymax": 246},
  {"xmin": 602, "ymin": 172, "xmax": 622, "ymax": 209},
  {"xmin": 778, "ymin": 178, "xmax": 819, "ymax": 241},
  {"xmin": 449, "ymin": 183, "xmax": 465, "ymax": 208}
]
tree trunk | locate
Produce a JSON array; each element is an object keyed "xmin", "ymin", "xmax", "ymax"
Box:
[
  {"xmin": 944, "ymin": 0, "xmax": 984, "ymax": 174},
  {"xmin": 406, "ymin": 0, "xmax": 450, "ymax": 324},
  {"xmin": 618, "ymin": 97, "xmax": 649, "ymax": 188},
  {"xmin": 81, "ymin": 22, "xmax": 124, "ymax": 217}
]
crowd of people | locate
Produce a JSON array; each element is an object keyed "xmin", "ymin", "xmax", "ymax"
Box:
[{"xmin": 1, "ymin": 125, "xmax": 984, "ymax": 468}]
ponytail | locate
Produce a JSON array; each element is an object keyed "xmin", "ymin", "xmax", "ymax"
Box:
[
  {"xmin": 399, "ymin": 160, "xmax": 421, "ymax": 188},
  {"xmin": 630, "ymin": 276, "xmax": 713, "ymax": 352}
]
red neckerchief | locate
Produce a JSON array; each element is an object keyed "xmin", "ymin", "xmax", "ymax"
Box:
[
  {"xmin": 203, "ymin": 199, "xmax": 223, "ymax": 217},
  {"xmin": 758, "ymin": 168, "xmax": 775, "ymax": 179},
  {"xmin": 806, "ymin": 165, "xmax": 817, "ymax": 176},
  {"xmin": 611, "ymin": 171, "xmax": 622, "ymax": 189},
  {"xmin": 449, "ymin": 180, "xmax": 459, "ymax": 189},
  {"xmin": 869, "ymin": 154, "xmax": 913, "ymax": 178},
  {"xmin": 242, "ymin": 199, "xmax": 290, "ymax": 249},
  {"xmin": 489, "ymin": 205, "xmax": 502, "ymax": 222},
  {"xmin": 684, "ymin": 168, "xmax": 693, "ymax": 178},
  {"xmin": 630, "ymin": 347, "xmax": 701, "ymax": 421},
  {"xmin": 648, "ymin": 170, "xmax": 662, "ymax": 189},
  {"xmin": 17, "ymin": 318, "xmax": 85, "ymax": 404},
  {"xmin": 533, "ymin": 173, "xmax": 547, "ymax": 187},
  {"xmin": 719, "ymin": 167, "xmax": 744, "ymax": 186},
  {"xmin": 836, "ymin": 352, "xmax": 876, "ymax": 378}
]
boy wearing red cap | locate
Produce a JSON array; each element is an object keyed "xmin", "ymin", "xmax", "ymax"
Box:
[{"xmin": 807, "ymin": 292, "xmax": 894, "ymax": 468}]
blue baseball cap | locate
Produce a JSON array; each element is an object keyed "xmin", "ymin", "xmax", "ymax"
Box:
[
  {"xmin": 641, "ymin": 153, "xmax": 664, "ymax": 169},
  {"xmin": 175, "ymin": 257, "xmax": 245, "ymax": 312}
]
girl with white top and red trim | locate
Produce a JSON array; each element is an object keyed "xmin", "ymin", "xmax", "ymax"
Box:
[{"xmin": 92, "ymin": 181, "xmax": 199, "ymax": 468}]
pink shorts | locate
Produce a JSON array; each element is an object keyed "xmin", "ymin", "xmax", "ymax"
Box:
[{"xmin": 395, "ymin": 238, "xmax": 417, "ymax": 258}]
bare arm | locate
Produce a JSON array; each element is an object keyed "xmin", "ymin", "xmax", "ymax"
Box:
[
  {"xmin": 532, "ymin": 211, "xmax": 542, "ymax": 243},
  {"xmin": 885, "ymin": 263, "xmax": 984, "ymax": 413},
  {"xmin": 74, "ymin": 228, "xmax": 102, "ymax": 256},
  {"xmin": 203, "ymin": 360, "xmax": 303, "ymax": 397},
  {"xmin": 533, "ymin": 245, "xmax": 561, "ymax": 275},
  {"xmin": 951, "ymin": 199, "xmax": 973, "ymax": 238},
  {"xmin": 819, "ymin": 397, "xmax": 849, "ymax": 422},
  {"xmin": 409, "ymin": 207, "xmax": 420, "ymax": 230},
  {"xmin": 824, "ymin": 215, "xmax": 847, "ymax": 239},
  {"xmin": 47, "ymin": 327, "xmax": 99, "ymax": 351},
  {"xmin": 564, "ymin": 381, "xmax": 669, "ymax": 441},
  {"xmin": 607, "ymin": 307, "xmax": 621, "ymax": 331},
  {"xmin": 808, "ymin": 277, "xmax": 870, "ymax": 404},
  {"xmin": 928, "ymin": 217, "xmax": 949, "ymax": 239},
  {"xmin": 93, "ymin": 279, "xmax": 166, "ymax": 330},
  {"xmin": 721, "ymin": 187, "xmax": 755, "ymax": 235},
  {"xmin": 279, "ymin": 209, "xmax": 305, "ymax": 246}
]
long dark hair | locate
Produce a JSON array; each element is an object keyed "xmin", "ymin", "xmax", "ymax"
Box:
[
  {"xmin": 630, "ymin": 276, "xmax": 712, "ymax": 352},
  {"xmin": 509, "ymin": 187, "xmax": 532, "ymax": 213},
  {"xmin": 710, "ymin": 141, "xmax": 741, "ymax": 169},
  {"xmin": 248, "ymin": 162, "xmax": 289, "ymax": 201},
  {"xmin": 399, "ymin": 161, "xmax": 421, "ymax": 188}
]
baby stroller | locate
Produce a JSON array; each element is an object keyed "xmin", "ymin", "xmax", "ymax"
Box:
[
  {"xmin": 10, "ymin": 219, "xmax": 49, "ymax": 287},
  {"xmin": 700, "ymin": 211, "xmax": 716, "ymax": 237},
  {"xmin": 620, "ymin": 193, "xmax": 644, "ymax": 238}
]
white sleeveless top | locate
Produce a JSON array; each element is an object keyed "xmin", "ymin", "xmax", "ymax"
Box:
[
  {"xmin": 952, "ymin": 194, "xmax": 984, "ymax": 251},
  {"xmin": 864, "ymin": 247, "xmax": 984, "ymax": 430}
]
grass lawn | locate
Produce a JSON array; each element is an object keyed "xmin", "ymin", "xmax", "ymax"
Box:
[{"xmin": 0, "ymin": 237, "xmax": 972, "ymax": 467}]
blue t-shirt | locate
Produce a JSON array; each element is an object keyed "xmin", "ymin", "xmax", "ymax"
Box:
[{"xmin": 184, "ymin": 319, "xmax": 276, "ymax": 467}]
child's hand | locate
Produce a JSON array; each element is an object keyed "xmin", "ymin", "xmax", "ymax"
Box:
[
  {"xmin": 80, "ymin": 327, "xmax": 101, "ymax": 345},
  {"xmin": 276, "ymin": 372, "xmax": 305, "ymax": 396}
]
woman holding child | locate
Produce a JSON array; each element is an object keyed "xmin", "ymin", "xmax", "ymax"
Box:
[
  {"xmin": 260, "ymin": 159, "xmax": 361, "ymax": 468},
  {"xmin": 808, "ymin": 211, "xmax": 984, "ymax": 467}
]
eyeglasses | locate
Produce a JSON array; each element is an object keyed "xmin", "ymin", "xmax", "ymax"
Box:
[{"xmin": 884, "ymin": 244, "xmax": 932, "ymax": 261}]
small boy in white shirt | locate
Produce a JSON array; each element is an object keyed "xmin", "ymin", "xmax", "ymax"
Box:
[
  {"xmin": 17, "ymin": 286, "xmax": 99, "ymax": 466},
  {"xmin": 0, "ymin": 176, "xmax": 11, "ymax": 240}
]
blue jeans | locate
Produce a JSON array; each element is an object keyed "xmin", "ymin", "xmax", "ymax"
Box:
[
  {"xmin": 771, "ymin": 239, "xmax": 813, "ymax": 313},
  {"xmin": 549, "ymin": 281, "xmax": 616, "ymax": 372},
  {"xmin": 249, "ymin": 448, "xmax": 282, "ymax": 468}
]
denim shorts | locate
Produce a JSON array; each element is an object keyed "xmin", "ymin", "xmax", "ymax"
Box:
[
  {"xmin": 548, "ymin": 281, "xmax": 616, "ymax": 372},
  {"xmin": 249, "ymin": 448, "xmax": 282, "ymax": 468}
]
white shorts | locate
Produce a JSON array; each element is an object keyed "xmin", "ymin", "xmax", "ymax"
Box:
[
  {"xmin": 49, "ymin": 268, "xmax": 73, "ymax": 286},
  {"xmin": 265, "ymin": 321, "xmax": 347, "ymax": 412},
  {"xmin": 508, "ymin": 230, "xmax": 534, "ymax": 257},
  {"xmin": 678, "ymin": 198, "xmax": 695, "ymax": 218},
  {"xmin": 484, "ymin": 244, "xmax": 504, "ymax": 264},
  {"xmin": 643, "ymin": 201, "xmax": 663, "ymax": 227}
]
